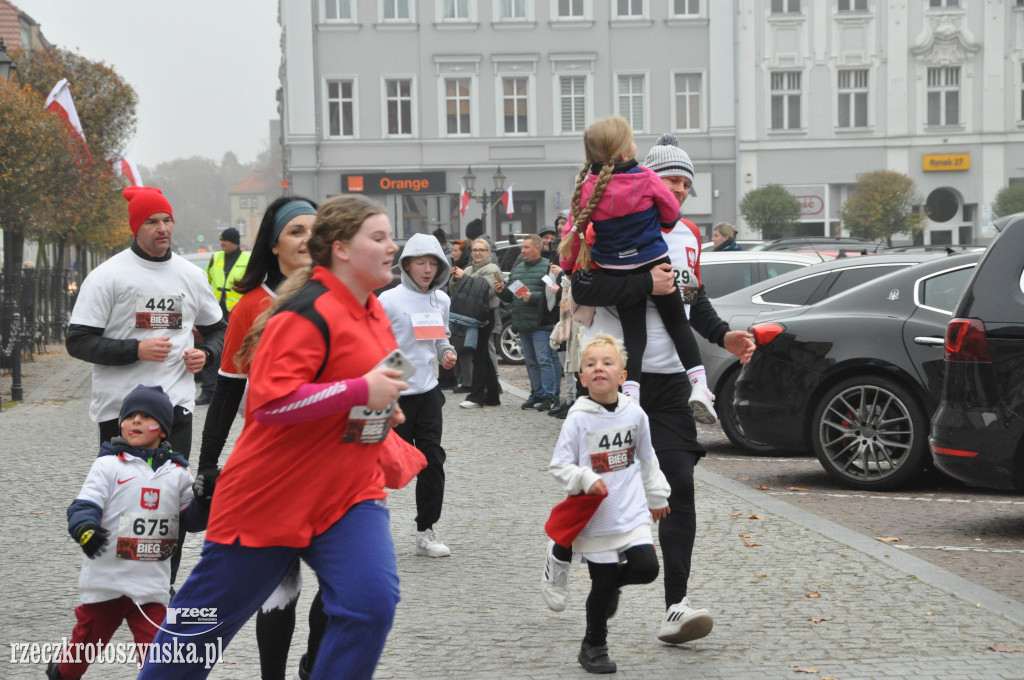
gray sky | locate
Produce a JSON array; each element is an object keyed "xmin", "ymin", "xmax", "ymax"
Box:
[{"xmin": 15, "ymin": 0, "xmax": 279, "ymax": 168}]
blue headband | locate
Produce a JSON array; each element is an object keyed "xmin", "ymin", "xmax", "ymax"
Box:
[{"xmin": 272, "ymin": 200, "xmax": 317, "ymax": 244}]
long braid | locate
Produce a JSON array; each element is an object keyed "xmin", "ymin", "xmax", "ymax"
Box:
[
  {"xmin": 558, "ymin": 165, "xmax": 590, "ymax": 265},
  {"xmin": 572, "ymin": 161, "xmax": 615, "ymax": 270}
]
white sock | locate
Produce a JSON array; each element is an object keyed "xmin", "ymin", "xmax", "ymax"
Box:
[
  {"xmin": 686, "ymin": 366, "xmax": 708, "ymax": 390},
  {"xmin": 622, "ymin": 380, "xmax": 640, "ymax": 404}
]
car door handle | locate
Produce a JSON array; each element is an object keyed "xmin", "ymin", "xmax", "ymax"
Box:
[{"xmin": 913, "ymin": 336, "xmax": 945, "ymax": 346}]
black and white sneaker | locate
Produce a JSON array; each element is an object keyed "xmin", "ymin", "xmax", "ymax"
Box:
[{"xmin": 658, "ymin": 596, "xmax": 713, "ymax": 644}]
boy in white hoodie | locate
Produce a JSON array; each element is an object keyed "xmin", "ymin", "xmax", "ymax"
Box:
[
  {"xmin": 379, "ymin": 233, "xmax": 458, "ymax": 558},
  {"xmin": 545, "ymin": 334, "xmax": 670, "ymax": 674}
]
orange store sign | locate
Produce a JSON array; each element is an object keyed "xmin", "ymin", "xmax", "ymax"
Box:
[
  {"xmin": 922, "ymin": 154, "xmax": 970, "ymax": 172},
  {"xmin": 342, "ymin": 172, "xmax": 447, "ymax": 194}
]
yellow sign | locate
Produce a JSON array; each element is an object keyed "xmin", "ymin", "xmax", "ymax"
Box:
[{"xmin": 922, "ymin": 154, "xmax": 970, "ymax": 172}]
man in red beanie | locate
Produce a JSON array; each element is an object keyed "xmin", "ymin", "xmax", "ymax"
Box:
[{"xmin": 66, "ymin": 186, "xmax": 226, "ymax": 582}]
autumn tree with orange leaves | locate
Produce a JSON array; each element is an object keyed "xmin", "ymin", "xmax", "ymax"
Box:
[{"xmin": 2, "ymin": 46, "xmax": 137, "ymax": 273}]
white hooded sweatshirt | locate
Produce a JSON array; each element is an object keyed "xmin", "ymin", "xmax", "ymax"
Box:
[
  {"xmin": 548, "ymin": 394, "xmax": 671, "ymax": 556},
  {"xmin": 379, "ymin": 233, "xmax": 456, "ymax": 396}
]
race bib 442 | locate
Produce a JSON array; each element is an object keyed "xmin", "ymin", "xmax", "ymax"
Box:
[{"xmin": 135, "ymin": 294, "xmax": 184, "ymax": 329}]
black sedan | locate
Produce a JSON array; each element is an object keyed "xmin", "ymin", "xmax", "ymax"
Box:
[
  {"xmin": 930, "ymin": 214, "xmax": 1024, "ymax": 491},
  {"xmin": 733, "ymin": 251, "xmax": 981, "ymax": 490}
]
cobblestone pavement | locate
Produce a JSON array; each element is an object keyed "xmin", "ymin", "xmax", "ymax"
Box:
[{"xmin": 2, "ymin": 349, "xmax": 1024, "ymax": 679}]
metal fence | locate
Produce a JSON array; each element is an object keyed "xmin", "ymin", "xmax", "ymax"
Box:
[{"xmin": 1, "ymin": 266, "xmax": 79, "ymax": 373}]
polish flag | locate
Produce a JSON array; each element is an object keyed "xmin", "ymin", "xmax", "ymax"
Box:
[
  {"xmin": 459, "ymin": 182, "xmax": 470, "ymax": 216},
  {"xmin": 111, "ymin": 153, "xmax": 144, "ymax": 187},
  {"xmin": 500, "ymin": 184, "xmax": 514, "ymax": 217},
  {"xmin": 44, "ymin": 78, "xmax": 92, "ymax": 164}
]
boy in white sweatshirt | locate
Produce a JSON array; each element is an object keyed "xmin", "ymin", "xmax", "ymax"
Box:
[
  {"xmin": 51, "ymin": 385, "xmax": 209, "ymax": 679},
  {"xmin": 545, "ymin": 333, "xmax": 671, "ymax": 674},
  {"xmin": 379, "ymin": 233, "xmax": 458, "ymax": 558}
]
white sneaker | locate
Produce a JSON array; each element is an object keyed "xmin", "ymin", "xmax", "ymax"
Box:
[
  {"xmin": 688, "ymin": 384, "xmax": 718, "ymax": 425},
  {"xmin": 415, "ymin": 529, "xmax": 452, "ymax": 557},
  {"xmin": 459, "ymin": 400, "xmax": 482, "ymax": 409},
  {"xmin": 658, "ymin": 596, "xmax": 713, "ymax": 644},
  {"xmin": 541, "ymin": 543, "xmax": 570, "ymax": 612}
]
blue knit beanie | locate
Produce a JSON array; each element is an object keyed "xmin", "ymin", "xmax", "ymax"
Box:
[{"xmin": 119, "ymin": 385, "xmax": 174, "ymax": 437}]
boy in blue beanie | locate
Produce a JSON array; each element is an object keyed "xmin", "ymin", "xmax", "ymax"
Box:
[{"xmin": 48, "ymin": 385, "xmax": 209, "ymax": 679}]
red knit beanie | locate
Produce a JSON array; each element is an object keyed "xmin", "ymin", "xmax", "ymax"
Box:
[{"xmin": 123, "ymin": 186, "xmax": 174, "ymax": 236}]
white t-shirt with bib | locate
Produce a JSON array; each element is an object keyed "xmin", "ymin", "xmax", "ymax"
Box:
[{"xmin": 70, "ymin": 249, "xmax": 223, "ymax": 423}]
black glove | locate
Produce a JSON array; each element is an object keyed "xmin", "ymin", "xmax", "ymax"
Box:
[
  {"xmin": 432, "ymin": 228, "xmax": 448, "ymax": 246},
  {"xmin": 75, "ymin": 524, "xmax": 110, "ymax": 559},
  {"xmin": 193, "ymin": 468, "xmax": 221, "ymax": 507}
]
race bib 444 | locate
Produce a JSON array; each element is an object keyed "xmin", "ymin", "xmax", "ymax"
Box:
[{"xmin": 586, "ymin": 425, "xmax": 638, "ymax": 474}]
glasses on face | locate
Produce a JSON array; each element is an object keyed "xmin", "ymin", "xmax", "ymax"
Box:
[{"xmin": 472, "ymin": 248, "xmax": 489, "ymax": 253}]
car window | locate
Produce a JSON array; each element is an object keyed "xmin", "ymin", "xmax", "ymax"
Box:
[
  {"xmin": 763, "ymin": 261, "xmax": 808, "ymax": 280},
  {"xmin": 497, "ymin": 247, "xmax": 520, "ymax": 273},
  {"xmin": 758, "ymin": 273, "xmax": 828, "ymax": 305},
  {"xmin": 701, "ymin": 262, "xmax": 753, "ymax": 298},
  {"xmin": 824, "ymin": 264, "xmax": 907, "ymax": 298},
  {"xmin": 919, "ymin": 266, "xmax": 974, "ymax": 313}
]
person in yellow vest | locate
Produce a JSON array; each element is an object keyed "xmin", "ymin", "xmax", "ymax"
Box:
[{"xmin": 197, "ymin": 227, "xmax": 250, "ymax": 404}]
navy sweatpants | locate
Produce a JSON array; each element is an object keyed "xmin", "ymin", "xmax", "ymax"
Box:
[{"xmin": 137, "ymin": 500, "xmax": 399, "ymax": 680}]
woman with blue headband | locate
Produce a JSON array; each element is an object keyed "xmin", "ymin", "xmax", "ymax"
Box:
[{"xmin": 193, "ymin": 195, "xmax": 318, "ymax": 680}]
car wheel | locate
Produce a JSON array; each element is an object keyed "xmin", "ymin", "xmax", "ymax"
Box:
[
  {"xmin": 718, "ymin": 370, "xmax": 781, "ymax": 455},
  {"xmin": 500, "ymin": 326, "xmax": 525, "ymax": 365},
  {"xmin": 811, "ymin": 376, "xmax": 929, "ymax": 490}
]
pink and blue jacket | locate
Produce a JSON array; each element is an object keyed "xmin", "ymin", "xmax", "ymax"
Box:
[{"xmin": 560, "ymin": 160, "xmax": 681, "ymax": 272}]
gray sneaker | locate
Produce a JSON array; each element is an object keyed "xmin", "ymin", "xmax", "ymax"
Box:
[{"xmin": 415, "ymin": 529, "xmax": 452, "ymax": 557}]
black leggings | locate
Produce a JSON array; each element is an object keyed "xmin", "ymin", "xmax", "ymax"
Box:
[
  {"xmin": 585, "ymin": 544, "xmax": 660, "ymax": 646},
  {"xmin": 602, "ymin": 257, "xmax": 703, "ymax": 383}
]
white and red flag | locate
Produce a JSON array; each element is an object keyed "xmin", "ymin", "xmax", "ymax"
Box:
[
  {"xmin": 111, "ymin": 153, "xmax": 144, "ymax": 187},
  {"xmin": 44, "ymin": 78, "xmax": 92, "ymax": 164},
  {"xmin": 500, "ymin": 184, "xmax": 514, "ymax": 217},
  {"xmin": 459, "ymin": 182, "xmax": 470, "ymax": 216}
]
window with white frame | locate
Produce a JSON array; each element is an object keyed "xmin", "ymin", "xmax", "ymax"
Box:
[
  {"xmin": 837, "ymin": 69, "xmax": 868, "ymax": 128},
  {"xmin": 560, "ymin": 76, "xmax": 586, "ymax": 133},
  {"xmin": 499, "ymin": 0, "xmax": 527, "ymax": 19},
  {"xmin": 502, "ymin": 77, "xmax": 529, "ymax": 133},
  {"xmin": 770, "ymin": 71, "xmax": 801, "ymax": 130},
  {"xmin": 672, "ymin": 0, "xmax": 700, "ymax": 16},
  {"xmin": 327, "ymin": 79, "xmax": 355, "ymax": 137},
  {"xmin": 929, "ymin": 0, "xmax": 959, "ymax": 7},
  {"xmin": 771, "ymin": 0, "xmax": 800, "ymax": 12},
  {"xmin": 617, "ymin": 74, "xmax": 646, "ymax": 132},
  {"xmin": 838, "ymin": 0, "xmax": 867, "ymax": 10},
  {"xmin": 443, "ymin": 0, "xmax": 470, "ymax": 19},
  {"xmin": 385, "ymin": 78, "xmax": 413, "ymax": 135},
  {"xmin": 674, "ymin": 73, "xmax": 701, "ymax": 131},
  {"xmin": 616, "ymin": 0, "xmax": 643, "ymax": 17},
  {"xmin": 558, "ymin": 0, "xmax": 584, "ymax": 18},
  {"xmin": 927, "ymin": 66, "xmax": 959, "ymax": 126},
  {"xmin": 324, "ymin": 0, "xmax": 353, "ymax": 20},
  {"xmin": 382, "ymin": 0, "xmax": 411, "ymax": 20},
  {"xmin": 445, "ymin": 78, "xmax": 471, "ymax": 134}
]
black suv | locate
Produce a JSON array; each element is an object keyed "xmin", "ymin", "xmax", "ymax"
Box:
[{"xmin": 930, "ymin": 213, "xmax": 1024, "ymax": 491}]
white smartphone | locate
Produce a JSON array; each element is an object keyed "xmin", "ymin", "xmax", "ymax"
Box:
[{"xmin": 376, "ymin": 348, "xmax": 416, "ymax": 381}]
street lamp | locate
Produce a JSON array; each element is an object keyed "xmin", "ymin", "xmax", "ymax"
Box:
[
  {"xmin": 461, "ymin": 165, "xmax": 508, "ymax": 236},
  {"xmin": 0, "ymin": 38, "xmax": 18, "ymax": 82}
]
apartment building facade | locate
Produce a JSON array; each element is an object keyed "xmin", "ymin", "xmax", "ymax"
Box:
[
  {"xmin": 278, "ymin": 0, "xmax": 739, "ymax": 242},
  {"xmin": 737, "ymin": 0, "xmax": 1024, "ymax": 245}
]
